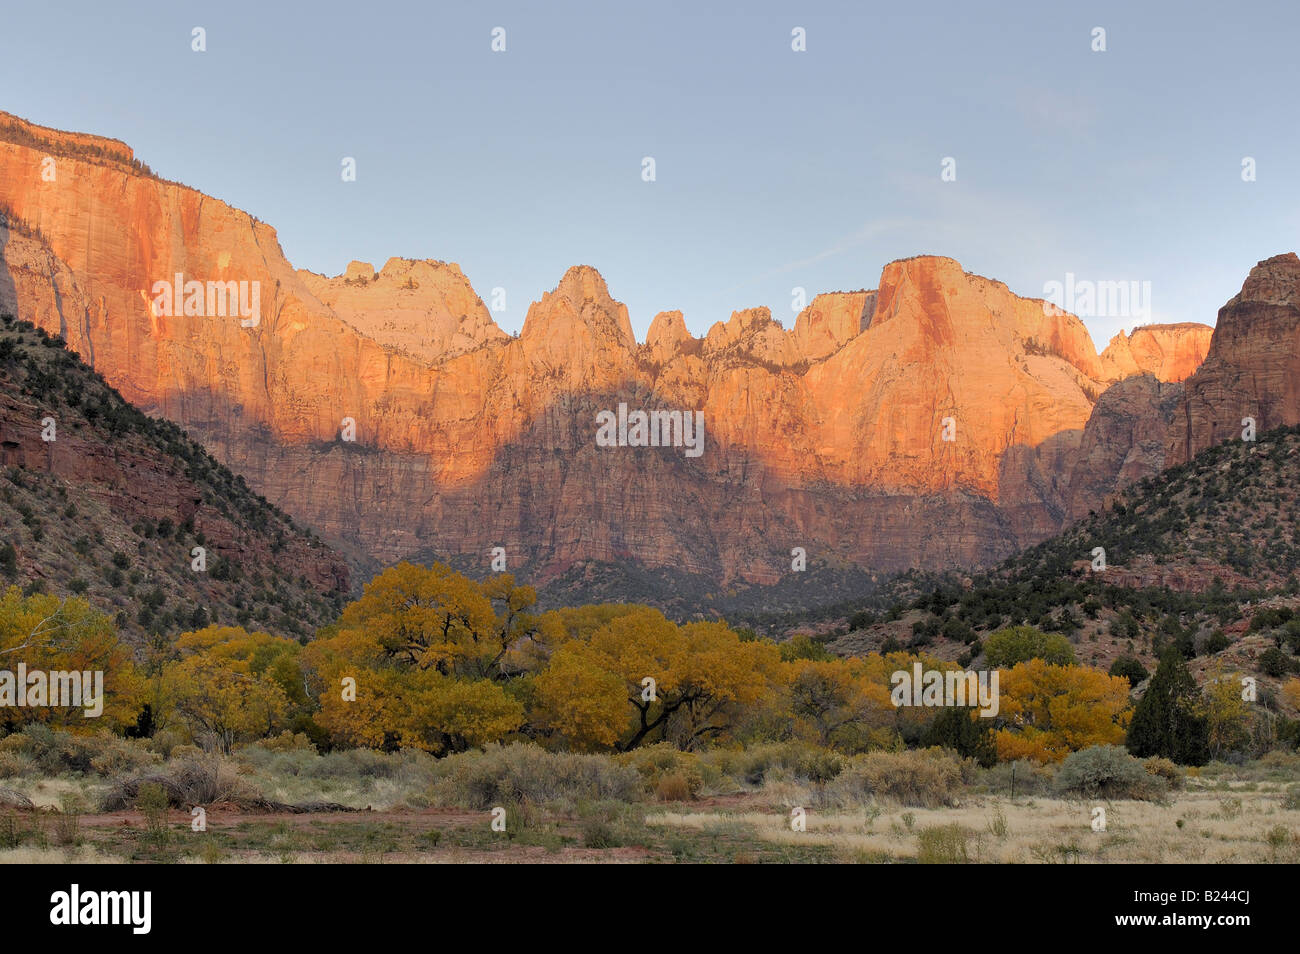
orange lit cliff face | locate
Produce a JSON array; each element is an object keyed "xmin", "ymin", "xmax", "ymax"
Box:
[{"xmin": 0, "ymin": 111, "xmax": 1233, "ymax": 584}]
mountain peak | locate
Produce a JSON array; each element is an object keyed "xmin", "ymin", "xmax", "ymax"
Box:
[
  {"xmin": 299, "ymin": 256, "xmax": 505, "ymax": 364},
  {"xmin": 522, "ymin": 265, "xmax": 636, "ymax": 350}
]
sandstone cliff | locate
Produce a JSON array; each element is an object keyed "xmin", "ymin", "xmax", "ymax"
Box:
[
  {"xmin": 1097, "ymin": 323, "xmax": 1212, "ymax": 384},
  {"xmin": 0, "ymin": 110, "xmax": 1220, "ymax": 585},
  {"xmin": 1165, "ymin": 253, "xmax": 1300, "ymax": 465}
]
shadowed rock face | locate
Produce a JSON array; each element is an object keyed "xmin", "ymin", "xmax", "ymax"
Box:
[
  {"xmin": 1165, "ymin": 253, "xmax": 1300, "ymax": 466},
  {"xmin": 0, "ymin": 110, "xmax": 1221, "ymax": 584}
]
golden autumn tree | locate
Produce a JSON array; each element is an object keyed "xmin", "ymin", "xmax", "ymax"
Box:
[
  {"xmin": 303, "ymin": 564, "xmax": 533, "ymax": 753},
  {"xmin": 531, "ymin": 608, "xmax": 781, "ymax": 751},
  {"xmin": 1202, "ymin": 666, "xmax": 1253, "ymax": 760},
  {"xmin": 166, "ymin": 655, "xmax": 289, "ymax": 754},
  {"xmin": 312, "ymin": 665, "xmax": 524, "ymax": 753},
  {"xmin": 857, "ymin": 649, "xmax": 965, "ymax": 744},
  {"xmin": 148, "ymin": 624, "xmax": 317, "ymax": 752},
  {"xmin": 322, "ymin": 561, "xmax": 548, "ymax": 680},
  {"xmin": 0, "ymin": 586, "xmax": 140, "ymax": 731},
  {"xmin": 784, "ymin": 658, "xmax": 896, "ymax": 751},
  {"xmin": 1282, "ymin": 677, "xmax": 1300, "ymax": 713},
  {"xmin": 994, "ymin": 659, "xmax": 1132, "ymax": 763},
  {"xmin": 175, "ymin": 625, "xmax": 310, "ymax": 709}
]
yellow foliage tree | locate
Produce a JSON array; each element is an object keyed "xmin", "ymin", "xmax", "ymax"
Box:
[
  {"xmin": 317, "ymin": 562, "xmax": 547, "ymax": 680},
  {"xmin": 1282, "ymin": 677, "xmax": 1300, "ymax": 713},
  {"xmin": 531, "ymin": 608, "xmax": 781, "ymax": 751},
  {"xmin": 313, "ymin": 664, "xmax": 523, "ymax": 753},
  {"xmin": 994, "ymin": 659, "xmax": 1132, "ymax": 763},
  {"xmin": 166, "ymin": 655, "xmax": 289, "ymax": 754},
  {"xmin": 0, "ymin": 586, "xmax": 139, "ymax": 731},
  {"xmin": 784, "ymin": 658, "xmax": 895, "ymax": 750},
  {"xmin": 1202, "ymin": 666, "xmax": 1253, "ymax": 760}
]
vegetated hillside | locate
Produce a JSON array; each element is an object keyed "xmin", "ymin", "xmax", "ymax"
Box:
[
  {"xmin": 533, "ymin": 557, "xmax": 882, "ymax": 623},
  {"xmin": 0, "ymin": 315, "xmax": 350, "ymax": 643},
  {"xmin": 827, "ymin": 425, "xmax": 1300, "ymax": 708}
]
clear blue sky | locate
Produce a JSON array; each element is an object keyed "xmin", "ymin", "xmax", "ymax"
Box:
[{"xmin": 3, "ymin": 0, "xmax": 1297, "ymax": 345}]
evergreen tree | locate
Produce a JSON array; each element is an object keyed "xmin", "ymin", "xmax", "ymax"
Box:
[
  {"xmin": 921, "ymin": 706, "xmax": 997, "ymax": 767},
  {"xmin": 1126, "ymin": 646, "xmax": 1209, "ymax": 765}
]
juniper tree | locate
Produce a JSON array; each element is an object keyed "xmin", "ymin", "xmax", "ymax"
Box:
[{"xmin": 1126, "ymin": 646, "xmax": 1209, "ymax": 765}]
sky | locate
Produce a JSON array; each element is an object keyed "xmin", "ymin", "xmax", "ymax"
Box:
[{"xmin": 2, "ymin": 0, "xmax": 1297, "ymax": 346}]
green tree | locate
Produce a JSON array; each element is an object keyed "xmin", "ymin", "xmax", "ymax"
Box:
[
  {"xmin": 1126, "ymin": 647, "xmax": 1209, "ymax": 765},
  {"xmin": 921, "ymin": 706, "xmax": 996, "ymax": 767},
  {"xmin": 984, "ymin": 626, "xmax": 1076, "ymax": 668},
  {"xmin": 1108, "ymin": 655, "xmax": 1148, "ymax": 689}
]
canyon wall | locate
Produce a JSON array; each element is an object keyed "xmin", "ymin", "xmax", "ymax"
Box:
[{"xmin": 0, "ymin": 110, "xmax": 1225, "ymax": 584}]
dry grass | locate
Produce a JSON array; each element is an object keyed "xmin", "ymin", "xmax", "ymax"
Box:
[{"xmin": 645, "ymin": 788, "xmax": 1300, "ymax": 863}]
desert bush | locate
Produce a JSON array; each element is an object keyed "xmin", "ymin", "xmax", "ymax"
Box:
[
  {"xmin": 579, "ymin": 815, "xmax": 622, "ymax": 848},
  {"xmin": 0, "ymin": 725, "xmax": 158, "ymax": 777},
  {"xmin": 236, "ymin": 744, "xmax": 412, "ymax": 781},
  {"xmin": 1257, "ymin": 749, "xmax": 1300, "ymax": 774},
  {"xmin": 722, "ymin": 742, "xmax": 844, "ymax": 786},
  {"xmin": 1054, "ymin": 745, "xmax": 1167, "ymax": 800},
  {"xmin": 618, "ymin": 744, "xmax": 704, "ymax": 798},
  {"xmin": 136, "ymin": 781, "xmax": 171, "ymax": 847},
  {"xmin": 53, "ymin": 792, "xmax": 84, "ymax": 846},
  {"xmin": 426, "ymin": 743, "xmax": 642, "ymax": 810},
  {"xmin": 0, "ymin": 810, "xmax": 19, "ymax": 848},
  {"xmin": 1143, "ymin": 756, "xmax": 1184, "ymax": 790},
  {"xmin": 256, "ymin": 731, "xmax": 317, "ymax": 753},
  {"xmin": 834, "ymin": 749, "xmax": 964, "ymax": 808},
  {"xmin": 654, "ymin": 773, "xmax": 694, "ymax": 802},
  {"xmin": 102, "ymin": 757, "xmax": 254, "ymax": 811},
  {"xmin": 0, "ymin": 750, "xmax": 33, "ymax": 779},
  {"xmin": 916, "ymin": 823, "xmax": 972, "ymax": 863}
]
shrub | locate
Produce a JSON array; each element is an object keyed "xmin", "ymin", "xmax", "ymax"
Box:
[
  {"xmin": 976, "ymin": 758, "xmax": 1057, "ymax": 796},
  {"xmin": 0, "ymin": 750, "xmax": 33, "ymax": 779},
  {"xmin": 654, "ymin": 773, "xmax": 694, "ymax": 802},
  {"xmin": 257, "ymin": 731, "xmax": 317, "ymax": 754},
  {"xmin": 617, "ymin": 744, "xmax": 704, "ymax": 798},
  {"xmin": 916, "ymin": 823, "xmax": 971, "ymax": 863},
  {"xmin": 426, "ymin": 744, "xmax": 642, "ymax": 810},
  {"xmin": 136, "ymin": 781, "xmax": 171, "ymax": 846},
  {"xmin": 102, "ymin": 757, "xmax": 254, "ymax": 811},
  {"xmin": 1202, "ymin": 631, "xmax": 1232, "ymax": 656},
  {"xmin": 1143, "ymin": 756, "xmax": 1184, "ymax": 790},
  {"xmin": 723, "ymin": 742, "xmax": 843, "ymax": 787},
  {"xmin": 835, "ymin": 749, "xmax": 964, "ymax": 808},
  {"xmin": 0, "ymin": 726, "xmax": 159, "ymax": 777},
  {"xmin": 580, "ymin": 816, "xmax": 621, "ymax": 848},
  {"xmin": 1054, "ymin": 745, "xmax": 1167, "ymax": 800},
  {"xmin": 1261, "ymin": 648, "xmax": 1296, "ymax": 678},
  {"xmin": 1109, "ymin": 655, "xmax": 1149, "ymax": 688},
  {"xmin": 984, "ymin": 626, "xmax": 1076, "ymax": 667}
]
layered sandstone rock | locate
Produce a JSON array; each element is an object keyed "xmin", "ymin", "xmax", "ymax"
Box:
[
  {"xmin": 0, "ymin": 110, "xmax": 1221, "ymax": 584},
  {"xmin": 298, "ymin": 258, "xmax": 506, "ymax": 363},
  {"xmin": 1166, "ymin": 253, "xmax": 1300, "ymax": 466},
  {"xmin": 1098, "ymin": 323, "xmax": 1213, "ymax": 384}
]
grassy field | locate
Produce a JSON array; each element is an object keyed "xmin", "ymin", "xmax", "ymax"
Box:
[
  {"xmin": 2, "ymin": 730, "xmax": 1297, "ymax": 864},
  {"xmin": 3, "ymin": 788, "xmax": 1298, "ymax": 864}
]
